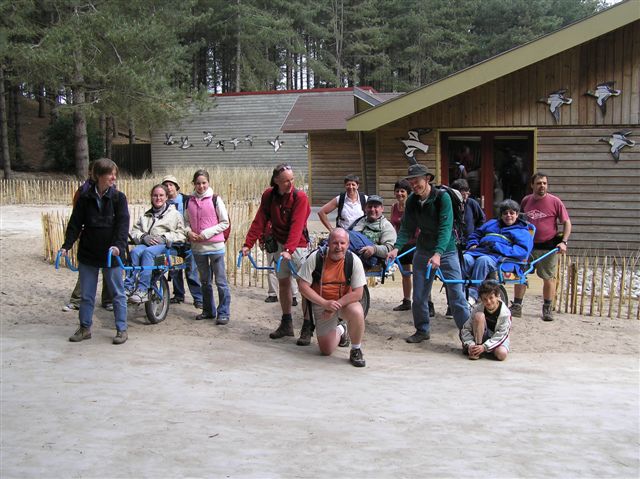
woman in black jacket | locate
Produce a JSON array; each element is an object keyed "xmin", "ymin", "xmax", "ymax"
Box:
[{"xmin": 60, "ymin": 158, "xmax": 130, "ymax": 344}]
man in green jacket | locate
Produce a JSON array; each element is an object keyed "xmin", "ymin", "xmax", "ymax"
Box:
[{"xmin": 387, "ymin": 164, "xmax": 469, "ymax": 343}]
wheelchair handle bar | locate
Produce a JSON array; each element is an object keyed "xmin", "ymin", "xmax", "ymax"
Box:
[
  {"xmin": 237, "ymin": 252, "xmax": 297, "ymax": 275},
  {"xmin": 55, "ymin": 250, "xmax": 79, "ymax": 272}
]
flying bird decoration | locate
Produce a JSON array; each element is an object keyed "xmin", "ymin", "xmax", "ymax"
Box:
[
  {"xmin": 537, "ymin": 89, "xmax": 572, "ymax": 124},
  {"xmin": 269, "ymin": 136, "xmax": 284, "ymax": 153},
  {"xmin": 400, "ymin": 128, "xmax": 431, "ymax": 163},
  {"xmin": 303, "ymin": 134, "xmax": 308, "ymax": 149},
  {"xmin": 585, "ymin": 81, "xmax": 621, "ymax": 116},
  {"xmin": 229, "ymin": 138, "xmax": 241, "ymax": 150},
  {"xmin": 164, "ymin": 133, "xmax": 176, "ymax": 145},
  {"xmin": 179, "ymin": 136, "xmax": 193, "ymax": 149},
  {"xmin": 244, "ymin": 134, "xmax": 254, "ymax": 147},
  {"xmin": 203, "ymin": 131, "xmax": 215, "ymax": 146},
  {"xmin": 599, "ymin": 130, "xmax": 635, "ymax": 162},
  {"xmin": 215, "ymin": 140, "xmax": 225, "ymax": 152}
]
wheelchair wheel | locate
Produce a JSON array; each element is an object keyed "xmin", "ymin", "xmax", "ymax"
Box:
[
  {"xmin": 360, "ymin": 285, "xmax": 370, "ymax": 318},
  {"xmin": 145, "ymin": 274, "xmax": 170, "ymax": 324},
  {"xmin": 498, "ymin": 284, "xmax": 509, "ymax": 305}
]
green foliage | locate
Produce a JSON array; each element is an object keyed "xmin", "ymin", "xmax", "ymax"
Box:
[{"xmin": 43, "ymin": 116, "xmax": 103, "ymax": 173}]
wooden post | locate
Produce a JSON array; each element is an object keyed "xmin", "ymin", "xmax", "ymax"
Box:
[
  {"xmin": 598, "ymin": 256, "xmax": 607, "ymax": 317},
  {"xmin": 589, "ymin": 255, "xmax": 598, "ymax": 316},
  {"xmin": 618, "ymin": 257, "xmax": 626, "ymax": 319},
  {"xmin": 579, "ymin": 256, "xmax": 587, "ymax": 315},
  {"xmin": 556, "ymin": 253, "xmax": 565, "ymax": 312},
  {"xmin": 608, "ymin": 258, "xmax": 616, "ymax": 319},
  {"xmin": 570, "ymin": 261, "xmax": 579, "ymax": 314}
]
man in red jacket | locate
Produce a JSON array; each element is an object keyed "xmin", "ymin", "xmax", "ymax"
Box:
[{"xmin": 242, "ymin": 164, "xmax": 311, "ymax": 340}]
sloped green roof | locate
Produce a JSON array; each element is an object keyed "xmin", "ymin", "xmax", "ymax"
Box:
[{"xmin": 346, "ymin": 0, "xmax": 640, "ymax": 131}]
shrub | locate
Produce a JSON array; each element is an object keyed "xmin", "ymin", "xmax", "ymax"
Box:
[{"xmin": 43, "ymin": 116, "xmax": 104, "ymax": 172}]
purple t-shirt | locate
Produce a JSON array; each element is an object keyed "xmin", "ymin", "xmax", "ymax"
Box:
[{"xmin": 521, "ymin": 193, "xmax": 569, "ymax": 243}]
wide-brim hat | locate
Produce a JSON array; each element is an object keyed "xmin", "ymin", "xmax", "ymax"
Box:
[
  {"xmin": 161, "ymin": 174, "xmax": 180, "ymax": 190},
  {"xmin": 405, "ymin": 164, "xmax": 435, "ymax": 181},
  {"xmin": 366, "ymin": 194, "xmax": 384, "ymax": 204}
]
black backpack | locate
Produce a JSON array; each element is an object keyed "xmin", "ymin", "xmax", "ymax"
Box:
[
  {"xmin": 310, "ymin": 246, "xmax": 355, "ymax": 287},
  {"xmin": 435, "ymin": 185, "xmax": 466, "ymax": 247},
  {"xmin": 336, "ymin": 192, "xmax": 367, "ymax": 227}
]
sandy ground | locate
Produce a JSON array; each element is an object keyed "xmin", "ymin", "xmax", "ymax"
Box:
[{"xmin": 1, "ymin": 205, "xmax": 639, "ymax": 478}]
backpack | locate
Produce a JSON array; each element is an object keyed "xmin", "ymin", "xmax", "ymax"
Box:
[
  {"xmin": 436, "ymin": 185, "xmax": 466, "ymax": 247},
  {"xmin": 184, "ymin": 194, "xmax": 231, "ymax": 242},
  {"xmin": 309, "ymin": 246, "xmax": 355, "ymax": 287},
  {"xmin": 336, "ymin": 192, "xmax": 367, "ymax": 227}
]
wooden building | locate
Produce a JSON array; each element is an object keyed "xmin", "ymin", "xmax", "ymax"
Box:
[{"xmin": 298, "ymin": 1, "xmax": 639, "ymax": 255}]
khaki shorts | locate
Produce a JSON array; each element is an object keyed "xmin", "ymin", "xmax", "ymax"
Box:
[
  {"xmin": 274, "ymin": 243, "xmax": 307, "ymax": 279},
  {"xmin": 311, "ymin": 303, "xmax": 339, "ymax": 337},
  {"xmin": 531, "ymin": 248, "xmax": 558, "ymax": 280}
]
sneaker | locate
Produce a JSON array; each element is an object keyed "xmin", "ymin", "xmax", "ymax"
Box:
[
  {"xmin": 468, "ymin": 296, "xmax": 477, "ymax": 307},
  {"xmin": 393, "ymin": 299, "xmax": 411, "ymax": 311},
  {"xmin": 445, "ymin": 306, "xmax": 453, "ymax": 319},
  {"xmin": 264, "ymin": 296, "xmax": 278, "ymax": 303},
  {"xmin": 297, "ymin": 320, "xmax": 313, "ymax": 346},
  {"xmin": 195, "ymin": 312, "xmax": 215, "ymax": 320},
  {"xmin": 170, "ymin": 296, "xmax": 184, "ymax": 304},
  {"xmin": 128, "ymin": 291, "xmax": 148, "ymax": 304},
  {"xmin": 510, "ymin": 302, "xmax": 523, "ymax": 318},
  {"xmin": 542, "ymin": 303, "xmax": 554, "ymax": 322},
  {"xmin": 216, "ymin": 316, "xmax": 230, "ymax": 325},
  {"xmin": 405, "ymin": 331, "xmax": 430, "ymax": 344},
  {"xmin": 269, "ymin": 319, "xmax": 294, "ymax": 339},
  {"xmin": 292, "ymin": 297, "xmax": 298, "ymax": 307},
  {"xmin": 102, "ymin": 303, "xmax": 114, "ymax": 312},
  {"xmin": 337, "ymin": 319, "xmax": 350, "ymax": 347},
  {"xmin": 113, "ymin": 330, "xmax": 128, "ymax": 345},
  {"xmin": 349, "ymin": 348, "xmax": 366, "ymax": 367},
  {"xmin": 62, "ymin": 303, "xmax": 79, "ymax": 312},
  {"xmin": 69, "ymin": 326, "xmax": 91, "ymax": 342},
  {"xmin": 428, "ymin": 301, "xmax": 435, "ymax": 318},
  {"xmin": 194, "ymin": 301, "xmax": 203, "ymax": 309}
]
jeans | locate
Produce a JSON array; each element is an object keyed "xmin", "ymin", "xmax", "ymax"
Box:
[
  {"xmin": 69, "ymin": 275, "xmax": 112, "ymax": 307},
  {"xmin": 78, "ymin": 262, "xmax": 127, "ymax": 331},
  {"xmin": 463, "ymin": 254, "xmax": 498, "ymax": 300},
  {"xmin": 412, "ymin": 249, "xmax": 469, "ymax": 332},
  {"xmin": 194, "ymin": 252, "xmax": 231, "ymax": 319},
  {"xmin": 171, "ymin": 253, "xmax": 203, "ymax": 303},
  {"xmin": 124, "ymin": 244, "xmax": 168, "ymax": 292}
]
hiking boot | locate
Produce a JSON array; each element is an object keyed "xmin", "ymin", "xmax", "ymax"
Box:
[
  {"xmin": 62, "ymin": 303, "xmax": 79, "ymax": 312},
  {"xmin": 194, "ymin": 301, "xmax": 203, "ymax": 309},
  {"xmin": 337, "ymin": 319, "xmax": 350, "ymax": 347},
  {"xmin": 216, "ymin": 316, "xmax": 230, "ymax": 325},
  {"xmin": 297, "ymin": 320, "xmax": 313, "ymax": 346},
  {"xmin": 406, "ymin": 331, "xmax": 430, "ymax": 344},
  {"xmin": 269, "ymin": 319, "xmax": 294, "ymax": 339},
  {"xmin": 265, "ymin": 296, "xmax": 278, "ymax": 303},
  {"xmin": 510, "ymin": 302, "xmax": 523, "ymax": 318},
  {"xmin": 69, "ymin": 326, "xmax": 91, "ymax": 342},
  {"xmin": 542, "ymin": 303, "xmax": 554, "ymax": 322},
  {"xmin": 349, "ymin": 348, "xmax": 366, "ymax": 367},
  {"xmin": 393, "ymin": 299, "xmax": 411, "ymax": 311},
  {"xmin": 195, "ymin": 312, "xmax": 215, "ymax": 320},
  {"xmin": 170, "ymin": 296, "xmax": 184, "ymax": 304},
  {"xmin": 428, "ymin": 301, "xmax": 435, "ymax": 318},
  {"xmin": 292, "ymin": 297, "xmax": 298, "ymax": 307},
  {"xmin": 113, "ymin": 330, "xmax": 128, "ymax": 345}
]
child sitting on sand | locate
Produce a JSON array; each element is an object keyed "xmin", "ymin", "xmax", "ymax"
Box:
[{"xmin": 460, "ymin": 280, "xmax": 511, "ymax": 361}]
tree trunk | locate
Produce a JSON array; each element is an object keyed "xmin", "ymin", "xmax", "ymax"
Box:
[
  {"xmin": 37, "ymin": 84, "xmax": 46, "ymax": 118},
  {"xmin": 99, "ymin": 113, "xmax": 106, "ymax": 156},
  {"xmin": 0, "ymin": 67, "xmax": 12, "ymax": 179},
  {"xmin": 12, "ymin": 84, "xmax": 22, "ymax": 166},
  {"xmin": 112, "ymin": 116, "xmax": 117, "ymax": 138},
  {"xmin": 73, "ymin": 94, "xmax": 89, "ymax": 179},
  {"xmin": 105, "ymin": 115, "xmax": 113, "ymax": 159},
  {"xmin": 47, "ymin": 88, "xmax": 59, "ymax": 123},
  {"xmin": 128, "ymin": 118, "xmax": 135, "ymax": 145}
]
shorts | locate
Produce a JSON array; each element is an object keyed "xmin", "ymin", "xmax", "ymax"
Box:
[
  {"xmin": 530, "ymin": 248, "xmax": 558, "ymax": 280},
  {"xmin": 310, "ymin": 303, "xmax": 339, "ymax": 337},
  {"xmin": 274, "ymin": 243, "xmax": 308, "ymax": 280},
  {"xmin": 398, "ymin": 243, "xmax": 416, "ymax": 266}
]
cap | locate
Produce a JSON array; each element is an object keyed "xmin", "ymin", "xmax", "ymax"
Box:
[
  {"xmin": 161, "ymin": 174, "xmax": 180, "ymax": 190},
  {"xmin": 405, "ymin": 164, "xmax": 435, "ymax": 181},
  {"xmin": 366, "ymin": 194, "xmax": 384, "ymax": 204}
]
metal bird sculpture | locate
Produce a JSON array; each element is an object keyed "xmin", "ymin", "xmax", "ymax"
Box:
[
  {"xmin": 585, "ymin": 81, "xmax": 621, "ymax": 116},
  {"xmin": 215, "ymin": 140, "xmax": 225, "ymax": 152},
  {"xmin": 538, "ymin": 89, "xmax": 572, "ymax": 124},
  {"xmin": 203, "ymin": 131, "xmax": 215, "ymax": 147},
  {"xmin": 229, "ymin": 138, "xmax": 241, "ymax": 150},
  {"xmin": 400, "ymin": 128, "xmax": 431, "ymax": 162},
  {"xmin": 599, "ymin": 130, "xmax": 635, "ymax": 162},
  {"xmin": 179, "ymin": 136, "xmax": 193, "ymax": 149},
  {"xmin": 164, "ymin": 133, "xmax": 175, "ymax": 145},
  {"xmin": 244, "ymin": 134, "xmax": 254, "ymax": 147},
  {"xmin": 269, "ymin": 136, "xmax": 284, "ymax": 153}
]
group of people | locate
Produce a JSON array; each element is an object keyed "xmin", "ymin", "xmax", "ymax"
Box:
[{"xmin": 60, "ymin": 158, "xmax": 570, "ymax": 366}]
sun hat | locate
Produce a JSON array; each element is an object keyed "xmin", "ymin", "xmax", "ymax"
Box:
[
  {"xmin": 161, "ymin": 174, "xmax": 180, "ymax": 190},
  {"xmin": 405, "ymin": 164, "xmax": 435, "ymax": 181},
  {"xmin": 366, "ymin": 194, "xmax": 384, "ymax": 204}
]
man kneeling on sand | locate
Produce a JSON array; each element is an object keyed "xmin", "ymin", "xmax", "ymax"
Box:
[{"xmin": 297, "ymin": 228, "xmax": 367, "ymax": 367}]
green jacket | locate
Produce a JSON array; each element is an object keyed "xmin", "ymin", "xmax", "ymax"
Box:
[{"xmin": 395, "ymin": 187, "xmax": 456, "ymax": 255}]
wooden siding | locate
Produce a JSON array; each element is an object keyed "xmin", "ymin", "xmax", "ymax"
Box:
[
  {"xmin": 151, "ymin": 94, "xmax": 309, "ymax": 175},
  {"xmin": 395, "ymin": 21, "xmax": 640, "ymax": 130},
  {"xmin": 308, "ymin": 131, "xmax": 362, "ymax": 205}
]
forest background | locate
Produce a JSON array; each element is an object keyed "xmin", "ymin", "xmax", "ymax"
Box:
[{"xmin": 1, "ymin": 0, "xmax": 613, "ymax": 178}]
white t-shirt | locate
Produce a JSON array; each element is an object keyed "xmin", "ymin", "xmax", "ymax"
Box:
[
  {"xmin": 297, "ymin": 250, "xmax": 367, "ymax": 294},
  {"xmin": 335, "ymin": 193, "xmax": 367, "ymax": 229}
]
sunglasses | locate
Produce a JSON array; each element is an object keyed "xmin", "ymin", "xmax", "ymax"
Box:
[{"xmin": 276, "ymin": 165, "xmax": 292, "ymax": 173}]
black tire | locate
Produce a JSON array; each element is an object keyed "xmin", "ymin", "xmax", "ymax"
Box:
[
  {"xmin": 145, "ymin": 274, "xmax": 170, "ymax": 324},
  {"xmin": 498, "ymin": 284, "xmax": 509, "ymax": 305},
  {"xmin": 360, "ymin": 285, "xmax": 370, "ymax": 318}
]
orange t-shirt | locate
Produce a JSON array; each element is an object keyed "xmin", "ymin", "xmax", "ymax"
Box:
[{"xmin": 311, "ymin": 256, "xmax": 351, "ymax": 301}]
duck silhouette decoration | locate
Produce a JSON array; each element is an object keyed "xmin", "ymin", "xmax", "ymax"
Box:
[
  {"xmin": 599, "ymin": 131, "xmax": 635, "ymax": 162},
  {"xmin": 229, "ymin": 138, "xmax": 242, "ymax": 150},
  {"xmin": 585, "ymin": 82, "xmax": 621, "ymax": 116},
  {"xmin": 269, "ymin": 136, "xmax": 284, "ymax": 153},
  {"xmin": 179, "ymin": 137, "xmax": 193, "ymax": 149},
  {"xmin": 164, "ymin": 133, "xmax": 176, "ymax": 146},
  {"xmin": 203, "ymin": 131, "xmax": 215, "ymax": 147},
  {"xmin": 538, "ymin": 89, "xmax": 572, "ymax": 124},
  {"xmin": 215, "ymin": 140, "xmax": 225, "ymax": 152},
  {"xmin": 244, "ymin": 134, "xmax": 254, "ymax": 147},
  {"xmin": 400, "ymin": 129, "xmax": 431, "ymax": 163}
]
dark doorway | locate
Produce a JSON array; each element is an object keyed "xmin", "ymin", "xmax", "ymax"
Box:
[{"xmin": 441, "ymin": 131, "xmax": 533, "ymax": 218}]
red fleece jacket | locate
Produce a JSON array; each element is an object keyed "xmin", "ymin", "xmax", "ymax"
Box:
[{"xmin": 244, "ymin": 187, "xmax": 310, "ymax": 252}]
